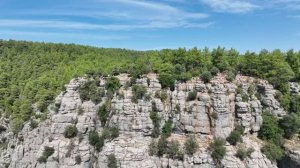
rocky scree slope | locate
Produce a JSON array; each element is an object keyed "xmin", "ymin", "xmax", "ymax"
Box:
[{"xmin": 0, "ymin": 73, "xmax": 290, "ymax": 168}]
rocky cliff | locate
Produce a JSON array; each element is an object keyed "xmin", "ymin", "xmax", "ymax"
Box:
[{"xmin": 0, "ymin": 73, "xmax": 290, "ymax": 168}]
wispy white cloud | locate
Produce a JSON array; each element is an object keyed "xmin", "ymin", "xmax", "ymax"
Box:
[
  {"xmin": 0, "ymin": 19, "xmax": 214, "ymax": 30},
  {"xmin": 201, "ymin": 0, "xmax": 259, "ymax": 13},
  {"xmin": 3, "ymin": 0, "xmax": 210, "ymax": 31},
  {"xmin": 0, "ymin": 30, "xmax": 128, "ymax": 40},
  {"xmin": 265, "ymin": 0, "xmax": 300, "ymax": 10}
]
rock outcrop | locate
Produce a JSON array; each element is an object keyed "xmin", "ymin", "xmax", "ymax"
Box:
[{"xmin": 0, "ymin": 74, "xmax": 282, "ymax": 168}]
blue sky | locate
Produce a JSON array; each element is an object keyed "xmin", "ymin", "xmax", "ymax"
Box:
[{"xmin": 0, "ymin": 0, "xmax": 300, "ymax": 52}]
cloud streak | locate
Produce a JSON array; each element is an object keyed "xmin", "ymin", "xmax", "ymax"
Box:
[
  {"xmin": 0, "ymin": 19, "xmax": 214, "ymax": 30},
  {"xmin": 0, "ymin": 0, "xmax": 211, "ymax": 31},
  {"xmin": 0, "ymin": 30, "xmax": 129, "ymax": 40},
  {"xmin": 201, "ymin": 0, "xmax": 259, "ymax": 13}
]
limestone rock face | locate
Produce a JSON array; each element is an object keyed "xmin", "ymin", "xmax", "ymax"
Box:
[
  {"xmin": 289, "ymin": 82, "xmax": 300, "ymax": 95},
  {"xmin": 257, "ymin": 82, "xmax": 286, "ymax": 117},
  {"xmin": 0, "ymin": 74, "xmax": 280, "ymax": 168}
]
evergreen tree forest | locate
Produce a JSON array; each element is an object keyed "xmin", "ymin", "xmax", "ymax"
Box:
[{"xmin": 1, "ymin": 39, "xmax": 300, "ymax": 133}]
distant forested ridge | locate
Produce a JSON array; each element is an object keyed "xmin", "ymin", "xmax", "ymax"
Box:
[{"xmin": 0, "ymin": 40, "xmax": 299, "ymax": 131}]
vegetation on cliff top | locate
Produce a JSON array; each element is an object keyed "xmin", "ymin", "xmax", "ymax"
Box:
[{"xmin": 0, "ymin": 40, "xmax": 300, "ymax": 133}]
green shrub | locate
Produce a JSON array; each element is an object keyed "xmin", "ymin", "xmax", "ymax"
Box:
[
  {"xmin": 211, "ymin": 112, "xmax": 218, "ymax": 120},
  {"xmin": 30, "ymin": 119, "xmax": 38, "ymax": 129},
  {"xmin": 290, "ymin": 95, "xmax": 300, "ymax": 113},
  {"xmin": 88, "ymin": 131, "xmax": 104, "ymax": 151},
  {"xmin": 79, "ymin": 80, "xmax": 102, "ymax": 104},
  {"xmin": 279, "ymin": 113, "xmax": 300, "ymax": 139},
  {"xmin": 78, "ymin": 107, "xmax": 84, "ymax": 115},
  {"xmin": 75, "ymin": 155, "xmax": 82, "ymax": 164},
  {"xmin": 200, "ymin": 71, "xmax": 212, "ymax": 83},
  {"xmin": 151, "ymin": 127, "xmax": 160, "ymax": 138},
  {"xmin": 176, "ymin": 72, "xmax": 192, "ymax": 82},
  {"xmin": 107, "ymin": 154, "xmax": 117, "ymax": 168},
  {"xmin": 98, "ymin": 103, "xmax": 110, "ymax": 126},
  {"xmin": 158, "ymin": 73, "xmax": 175, "ymax": 90},
  {"xmin": 152, "ymin": 101, "xmax": 158, "ymax": 112},
  {"xmin": 261, "ymin": 142, "xmax": 284, "ymax": 162},
  {"xmin": 162, "ymin": 119, "xmax": 172, "ymax": 138},
  {"xmin": 184, "ymin": 135, "xmax": 199, "ymax": 155},
  {"xmin": 211, "ymin": 66, "xmax": 219, "ymax": 76},
  {"xmin": 131, "ymin": 84, "xmax": 147, "ymax": 103},
  {"xmin": 226, "ymin": 71, "xmax": 235, "ymax": 82},
  {"xmin": 148, "ymin": 140, "xmax": 158, "ymax": 156},
  {"xmin": 105, "ymin": 77, "xmax": 121, "ymax": 93},
  {"xmin": 109, "ymin": 126, "xmax": 120, "ymax": 140},
  {"xmin": 147, "ymin": 78, "xmax": 151, "ymax": 86},
  {"xmin": 226, "ymin": 125, "xmax": 244, "ymax": 145},
  {"xmin": 236, "ymin": 147, "xmax": 254, "ymax": 160},
  {"xmin": 64, "ymin": 125, "xmax": 78, "ymax": 138},
  {"xmin": 248, "ymin": 85, "xmax": 257, "ymax": 96},
  {"xmin": 187, "ymin": 90, "xmax": 197, "ymax": 101},
  {"xmin": 38, "ymin": 146, "xmax": 55, "ymax": 163},
  {"xmin": 150, "ymin": 111, "xmax": 160, "ymax": 138},
  {"xmin": 0, "ymin": 125, "xmax": 6, "ymax": 133},
  {"xmin": 157, "ymin": 137, "xmax": 168, "ymax": 156},
  {"xmin": 167, "ymin": 140, "xmax": 183, "ymax": 160},
  {"xmin": 209, "ymin": 138, "xmax": 226, "ymax": 162},
  {"xmin": 160, "ymin": 90, "xmax": 168, "ymax": 102},
  {"xmin": 258, "ymin": 113, "xmax": 283, "ymax": 142},
  {"xmin": 175, "ymin": 104, "xmax": 180, "ymax": 114},
  {"xmin": 278, "ymin": 93, "xmax": 291, "ymax": 111}
]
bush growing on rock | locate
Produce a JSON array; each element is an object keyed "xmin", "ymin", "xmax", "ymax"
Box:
[
  {"xmin": 98, "ymin": 103, "xmax": 110, "ymax": 126},
  {"xmin": 77, "ymin": 107, "xmax": 84, "ymax": 115},
  {"xmin": 88, "ymin": 131, "xmax": 104, "ymax": 151},
  {"xmin": 105, "ymin": 77, "xmax": 121, "ymax": 93},
  {"xmin": 209, "ymin": 138, "xmax": 226, "ymax": 162},
  {"xmin": 162, "ymin": 119, "xmax": 172, "ymax": 138},
  {"xmin": 29, "ymin": 119, "xmax": 38, "ymax": 129},
  {"xmin": 248, "ymin": 85, "xmax": 257, "ymax": 96},
  {"xmin": 187, "ymin": 90, "xmax": 197, "ymax": 101},
  {"xmin": 0, "ymin": 125, "xmax": 7, "ymax": 133},
  {"xmin": 79, "ymin": 80, "xmax": 102, "ymax": 104},
  {"xmin": 103, "ymin": 126, "xmax": 120, "ymax": 140},
  {"xmin": 75, "ymin": 155, "xmax": 82, "ymax": 164},
  {"xmin": 167, "ymin": 140, "xmax": 184, "ymax": 160},
  {"xmin": 38, "ymin": 146, "xmax": 55, "ymax": 163},
  {"xmin": 158, "ymin": 73, "xmax": 175, "ymax": 90},
  {"xmin": 107, "ymin": 154, "xmax": 117, "ymax": 168},
  {"xmin": 160, "ymin": 90, "xmax": 168, "ymax": 102},
  {"xmin": 236, "ymin": 147, "xmax": 254, "ymax": 161},
  {"xmin": 149, "ymin": 138, "xmax": 183, "ymax": 160},
  {"xmin": 261, "ymin": 142, "xmax": 284, "ymax": 162},
  {"xmin": 226, "ymin": 125, "xmax": 244, "ymax": 145},
  {"xmin": 184, "ymin": 135, "xmax": 199, "ymax": 155},
  {"xmin": 258, "ymin": 113, "xmax": 283, "ymax": 142},
  {"xmin": 131, "ymin": 84, "xmax": 147, "ymax": 103},
  {"xmin": 279, "ymin": 113, "xmax": 300, "ymax": 139},
  {"xmin": 211, "ymin": 66, "xmax": 219, "ymax": 76},
  {"xmin": 150, "ymin": 111, "xmax": 160, "ymax": 138},
  {"xmin": 148, "ymin": 140, "xmax": 158, "ymax": 156},
  {"xmin": 200, "ymin": 71, "xmax": 212, "ymax": 83},
  {"xmin": 225, "ymin": 71, "xmax": 235, "ymax": 82},
  {"xmin": 157, "ymin": 137, "xmax": 168, "ymax": 156},
  {"xmin": 109, "ymin": 127, "xmax": 120, "ymax": 139},
  {"xmin": 210, "ymin": 112, "xmax": 218, "ymax": 120},
  {"xmin": 64, "ymin": 125, "xmax": 78, "ymax": 138},
  {"xmin": 175, "ymin": 104, "xmax": 180, "ymax": 114}
]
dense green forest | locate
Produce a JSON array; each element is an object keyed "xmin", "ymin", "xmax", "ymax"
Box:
[{"xmin": 0, "ymin": 39, "xmax": 300, "ymax": 133}]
